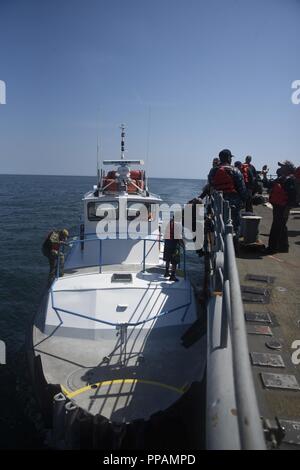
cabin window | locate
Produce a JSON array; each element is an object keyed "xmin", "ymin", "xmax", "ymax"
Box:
[
  {"xmin": 88, "ymin": 201, "xmax": 119, "ymax": 221},
  {"xmin": 127, "ymin": 202, "xmax": 153, "ymax": 221}
]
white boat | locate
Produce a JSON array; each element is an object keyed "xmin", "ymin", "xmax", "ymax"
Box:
[{"xmin": 28, "ymin": 127, "xmax": 206, "ymax": 449}]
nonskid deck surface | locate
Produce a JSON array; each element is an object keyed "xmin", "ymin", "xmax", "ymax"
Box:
[
  {"xmin": 33, "ymin": 267, "xmax": 206, "ymax": 422},
  {"xmin": 63, "ymin": 264, "xmax": 166, "ymax": 276},
  {"xmin": 237, "ymin": 204, "xmax": 300, "ymax": 447}
]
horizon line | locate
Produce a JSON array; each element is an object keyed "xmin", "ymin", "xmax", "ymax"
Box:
[{"xmin": 0, "ymin": 172, "xmax": 205, "ymax": 181}]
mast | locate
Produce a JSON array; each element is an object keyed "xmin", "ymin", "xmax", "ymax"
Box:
[
  {"xmin": 97, "ymin": 136, "xmax": 100, "ymax": 188},
  {"xmin": 120, "ymin": 124, "xmax": 125, "ymax": 160}
]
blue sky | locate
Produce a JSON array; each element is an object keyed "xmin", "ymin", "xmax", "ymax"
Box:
[{"xmin": 0, "ymin": 0, "xmax": 299, "ymax": 178}]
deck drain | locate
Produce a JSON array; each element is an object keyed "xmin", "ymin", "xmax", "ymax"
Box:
[{"xmin": 266, "ymin": 339, "xmax": 283, "ymax": 350}]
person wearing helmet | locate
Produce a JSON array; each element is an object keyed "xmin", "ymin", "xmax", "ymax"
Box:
[{"xmin": 42, "ymin": 229, "xmax": 69, "ymax": 284}]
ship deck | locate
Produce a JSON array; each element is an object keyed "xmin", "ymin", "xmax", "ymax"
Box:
[{"xmin": 237, "ymin": 203, "xmax": 300, "ymax": 447}]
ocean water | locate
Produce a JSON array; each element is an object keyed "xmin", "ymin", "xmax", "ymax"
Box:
[{"xmin": 0, "ymin": 174, "xmax": 205, "ymax": 449}]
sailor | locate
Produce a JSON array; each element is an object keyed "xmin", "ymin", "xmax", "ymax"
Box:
[
  {"xmin": 208, "ymin": 149, "xmax": 247, "ymax": 240},
  {"xmin": 264, "ymin": 161, "xmax": 296, "ymax": 254},
  {"xmin": 163, "ymin": 218, "xmax": 182, "ymax": 282},
  {"xmin": 244, "ymin": 155, "xmax": 257, "ymax": 178},
  {"xmin": 42, "ymin": 229, "xmax": 69, "ymax": 284},
  {"xmin": 234, "ymin": 160, "xmax": 243, "ymax": 172},
  {"xmin": 241, "ymin": 156, "xmax": 257, "ymax": 212}
]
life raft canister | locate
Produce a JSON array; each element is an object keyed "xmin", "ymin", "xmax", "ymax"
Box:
[
  {"xmin": 212, "ymin": 165, "xmax": 237, "ymax": 193},
  {"xmin": 130, "ymin": 170, "xmax": 143, "ymax": 180},
  {"xmin": 269, "ymin": 182, "xmax": 288, "ymax": 206},
  {"xmin": 241, "ymin": 163, "xmax": 250, "ymax": 184}
]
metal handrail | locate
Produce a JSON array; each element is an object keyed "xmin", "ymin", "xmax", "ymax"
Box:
[
  {"xmin": 56, "ymin": 234, "xmax": 187, "ymax": 280},
  {"xmin": 207, "ymin": 191, "xmax": 266, "ymax": 450},
  {"xmin": 52, "ymin": 234, "xmax": 190, "ymax": 329},
  {"xmin": 50, "ymin": 292, "xmax": 191, "ymax": 328}
]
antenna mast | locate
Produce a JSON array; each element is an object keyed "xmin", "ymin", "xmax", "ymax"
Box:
[
  {"xmin": 120, "ymin": 124, "xmax": 125, "ymax": 160},
  {"xmin": 97, "ymin": 136, "xmax": 100, "ymax": 187}
]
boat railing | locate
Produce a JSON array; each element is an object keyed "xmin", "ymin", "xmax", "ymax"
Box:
[
  {"xmin": 205, "ymin": 190, "xmax": 266, "ymax": 450},
  {"xmin": 55, "ymin": 234, "xmax": 187, "ymax": 280},
  {"xmin": 49, "ymin": 236, "xmax": 191, "ymax": 351}
]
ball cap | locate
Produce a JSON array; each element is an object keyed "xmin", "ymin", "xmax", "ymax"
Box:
[{"xmin": 219, "ymin": 149, "xmax": 234, "ymax": 161}]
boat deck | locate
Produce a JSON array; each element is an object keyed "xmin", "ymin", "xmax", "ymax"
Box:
[
  {"xmin": 32, "ymin": 267, "xmax": 206, "ymax": 425},
  {"xmin": 237, "ymin": 204, "xmax": 300, "ymax": 446}
]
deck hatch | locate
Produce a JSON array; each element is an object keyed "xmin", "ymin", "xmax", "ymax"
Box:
[{"xmin": 111, "ymin": 273, "xmax": 133, "ymax": 283}]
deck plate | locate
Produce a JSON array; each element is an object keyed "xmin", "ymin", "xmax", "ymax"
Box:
[
  {"xmin": 245, "ymin": 311, "xmax": 272, "ymax": 324},
  {"xmin": 250, "ymin": 352, "xmax": 285, "ymax": 368},
  {"xmin": 241, "ymin": 285, "xmax": 271, "ymax": 304},
  {"xmin": 245, "ymin": 274, "xmax": 275, "ymax": 284},
  {"xmin": 261, "ymin": 373, "xmax": 300, "ymax": 391},
  {"xmin": 247, "ymin": 325, "xmax": 273, "ymax": 336}
]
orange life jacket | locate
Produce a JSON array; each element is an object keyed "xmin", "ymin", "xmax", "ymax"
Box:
[
  {"xmin": 241, "ymin": 163, "xmax": 250, "ymax": 184},
  {"xmin": 269, "ymin": 182, "xmax": 288, "ymax": 206},
  {"xmin": 212, "ymin": 166, "xmax": 237, "ymax": 193}
]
